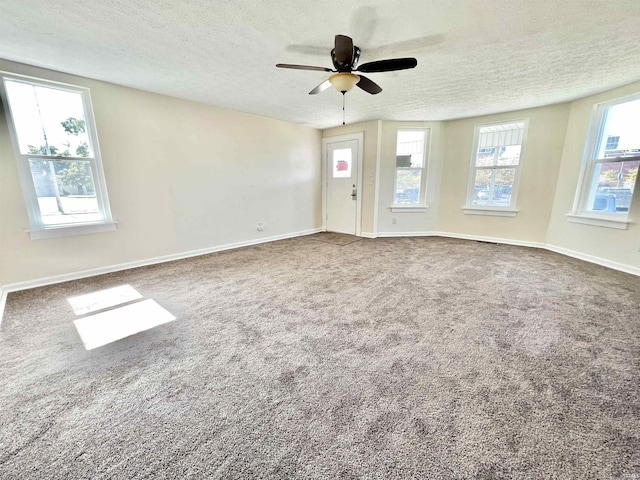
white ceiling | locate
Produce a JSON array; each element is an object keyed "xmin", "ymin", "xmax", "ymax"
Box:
[{"xmin": 1, "ymin": 0, "xmax": 640, "ymax": 129}]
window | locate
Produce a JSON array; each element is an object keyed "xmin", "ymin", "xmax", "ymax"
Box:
[
  {"xmin": 465, "ymin": 120, "xmax": 528, "ymax": 215},
  {"xmin": 0, "ymin": 73, "xmax": 114, "ymax": 239},
  {"xmin": 332, "ymin": 147, "xmax": 352, "ymax": 178},
  {"xmin": 393, "ymin": 129, "xmax": 429, "ymax": 209},
  {"xmin": 570, "ymin": 95, "xmax": 639, "ymax": 228}
]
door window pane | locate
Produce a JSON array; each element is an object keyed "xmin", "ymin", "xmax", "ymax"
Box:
[{"xmin": 332, "ymin": 148, "xmax": 351, "ymax": 178}]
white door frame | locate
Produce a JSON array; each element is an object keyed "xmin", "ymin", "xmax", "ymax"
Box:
[{"xmin": 321, "ymin": 132, "xmax": 364, "ymax": 236}]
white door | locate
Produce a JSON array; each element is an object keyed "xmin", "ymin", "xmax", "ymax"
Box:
[{"xmin": 326, "ymin": 138, "xmax": 359, "ymax": 234}]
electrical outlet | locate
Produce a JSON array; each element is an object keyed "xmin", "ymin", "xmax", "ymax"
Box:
[{"xmin": 257, "ymin": 223, "xmax": 264, "ymax": 231}]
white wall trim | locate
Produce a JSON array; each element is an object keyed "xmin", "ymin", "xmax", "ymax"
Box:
[
  {"xmin": 27, "ymin": 221, "xmax": 118, "ymax": 240},
  {"xmin": 372, "ymin": 120, "xmax": 382, "ymax": 236},
  {"xmin": 368, "ymin": 231, "xmax": 638, "ymax": 274},
  {"xmin": 0, "ymin": 227, "xmax": 321, "ymax": 325},
  {"xmin": 0, "ymin": 287, "xmax": 7, "ymax": 326},
  {"xmin": 375, "ymin": 230, "xmax": 545, "ymax": 249},
  {"xmin": 463, "ymin": 208, "xmax": 518, "ymax": 217},
  {"xmin": 566, "ymin": 214, "xmax": 630, "ymax": 230},
  {"xmin": 390, "ymin": 206, "xmax": 429, "ymax": 213},
  {"xmin": 430, "ymin": 231, "xmax": 546, "ymax": 249},
  {"xmin": 545, "ymin": 243, "xmax": 640, "ymax": 276},
  {"xmin": 376, "ymin": 231, "xmax": 438, "ymax": 238}
]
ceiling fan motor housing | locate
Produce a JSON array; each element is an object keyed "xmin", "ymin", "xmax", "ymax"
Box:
[{"xmin": 331, "ymin": 46, "xmax": 361, "ymax": 71}]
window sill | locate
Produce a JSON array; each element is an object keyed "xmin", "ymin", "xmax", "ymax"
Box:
[
  {"xmin": 27, "ymin": 221, "xmax": 118, "ymax": 240},
  {"xmin": 463, "ymin": 207, "xmax": 518, "ymax": 217},
  {"xmin": 566, "ymin": 214, "xmax": 630, "ymax": 230},
  {"xmin": 390, "ymin": 205, "xmax": 428, "ymax": 213}
]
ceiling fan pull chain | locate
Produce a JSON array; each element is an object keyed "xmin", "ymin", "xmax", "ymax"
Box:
[{"xmin": 342, "ymin": 92, "xmax": 346, "ymax": 125}]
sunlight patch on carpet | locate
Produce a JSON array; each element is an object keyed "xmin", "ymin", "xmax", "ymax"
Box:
[
  {"xmin": 67, "ymin": 284, "xmax": 143, "ymax": 315},
  {"xmin": 73, "ymin": 299, "xmax": 176, "ymax": 350}
]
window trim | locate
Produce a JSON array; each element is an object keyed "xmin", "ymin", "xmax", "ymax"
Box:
[
  {"xmin": 571, "ymin": 92, "xmax": 640, "ymax": 225},
  {"xmin": 0, "ymin": 71, "xmax": 114, "ymax": 239},
  {"xmin": 391, "ymin": 127, "xmax": 430, "ymax": 211},
  {"xmin": 464, "ymin": 118, "xmax": 529, "ymax": 216}
]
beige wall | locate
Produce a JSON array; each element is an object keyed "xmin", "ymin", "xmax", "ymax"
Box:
[
  {"xmin": 436, "ymin": 104, "xmax": 570, "ymax": 243},
  {"xmin": 0, "ymin": 60, "xmax": 322, "ymax": 286},
  {"xmin": 323, "ymin": 121, "xmax": 379, "ymax": 235},
  {"xmin": 2, "ymin": 58, "xmax": 639, "ymax": 289},
  {"xmin": 546, "ymin": 81, "xmax": 640, "ymax": 269}
]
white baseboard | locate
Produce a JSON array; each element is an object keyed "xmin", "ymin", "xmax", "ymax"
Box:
[
  {"xmin": 545, "ymin": 243, "xmax": 640, "ymax": 277},
  {"xmin": 430, "ymin": 231, "xmax": 546, "ymax": 250},
  {"xmin": 375, "ymin": 231, "xmax": 437, "ymax": 238},
  {"xmin": 0, "ymin": 287, "xmax": 6, "ymax": 325},
  {"xmin": 364, "ymin": 231, "xmax": 640, "ymax": 275},
  {"xmin": 0, "ymin": 227, "xmax": 321, "ymax": 325},
  {"xmin": 375, "ymin": 230, "xmax": 546, "ymax": 249},
  {"xmin": 359, "ymin": 232, "xmax": 377, "ymax": 239}
]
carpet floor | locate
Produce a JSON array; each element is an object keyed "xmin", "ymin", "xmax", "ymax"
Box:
[{"xmin": 1, "ymin": 236, "xmax": 639, "ymax": 479}]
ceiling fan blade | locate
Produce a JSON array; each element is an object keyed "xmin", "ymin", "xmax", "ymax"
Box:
[
  {"xmin": 356, "ymin": 75, "xmax": 382, "ymax": 95},
  {"xmin": 309, "ymin": 79, "xmax": 332, "ymax": 95},
  {"xmin": 334, "ymin": 34, "xmax": 354, "ymax": 66},
  {"xmin": 276, "ymin": 63, "xmax": 333, "ymax": 72},
  {"xmin": 357, "ymin": 58, "xmax": 417, "ymax": 73}
]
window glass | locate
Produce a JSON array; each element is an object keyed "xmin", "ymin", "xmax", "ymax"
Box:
[
  {"xmin": 475, "ymin": 147, "xmax": 496, "ymax": 167},
  {"xmin": 590, "ymin": 160, "xmax": 638, "ymax": 213},
  {"xmin": 597, "ymin": 99, "xmax": 640, "ymax": 159},
  {"xmin": 5, "ymin": 80, "xmax": 91, "ymax": 156},
  {"xmin": 472, "ymin": 168, "xmax": 515, "ymax": 207},
  {"xmin": 497, "ymin": 145, "xmax": 521, "ymax": 166},
  {"xmin": 394, "ymin": 130, "xmax": 427, "ymax": 205},
  {"xmin": 28, "ymin": 159, "xmax": 100, "ymax": 224},
  {"xmin": 395, "ymin": 169, "xmax": 422, "ymax": 204}
]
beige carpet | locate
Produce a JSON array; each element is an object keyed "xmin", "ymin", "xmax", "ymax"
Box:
[{"xmin": 1, "ymin": 236, "xmax": 639, "ymax": 479}]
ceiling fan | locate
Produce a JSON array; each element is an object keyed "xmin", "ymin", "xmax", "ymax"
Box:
[{"xmin": 276, "ymin": 34, "xmax": 417, "ymax": 96}]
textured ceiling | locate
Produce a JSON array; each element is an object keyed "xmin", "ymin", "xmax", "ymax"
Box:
[{"xmin": 1, "ymin": 0, "xmax": 640, "ymax": 129}]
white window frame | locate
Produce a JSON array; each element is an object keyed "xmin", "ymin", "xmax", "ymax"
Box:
[
  {"xmin": 463, "ymin": 119, "xmax": 529, "ymax": 217},
  {"xmin": 0, "ymin": 72, "xmax": 115, "ymax": 239},
  {"xmin": 391, "ymin": 128, "xmax": 430, "ymax": 213},
  {"xmin": 568, "ymin": 93, "xmax": 640, "ymax": 230}
]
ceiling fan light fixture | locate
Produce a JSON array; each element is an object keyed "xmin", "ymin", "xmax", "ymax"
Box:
[{"xmin": 329, "ymin": 72, "xmax": 360, "ymax": 93}]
